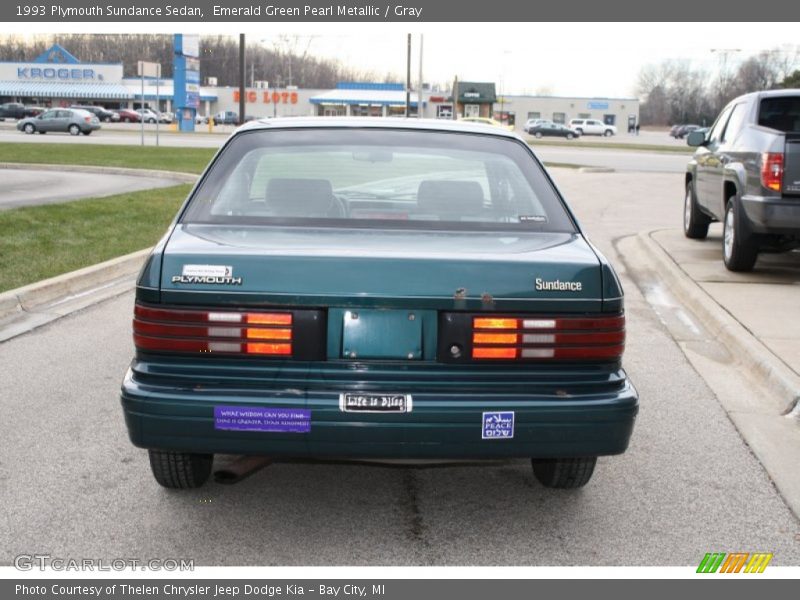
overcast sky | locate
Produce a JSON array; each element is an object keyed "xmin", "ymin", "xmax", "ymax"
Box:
[{"xmin": 19, "ymin": 22, "xmax": 800, "ymax": 98}]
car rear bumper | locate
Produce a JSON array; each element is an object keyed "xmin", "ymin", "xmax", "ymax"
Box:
[
  {"xmin": 120, "ymin": 367, "xmax": 639, "ymax": 459},
  {"xmin": 741, "ymin": 194, "xmax": 800, "ymax": 235}
]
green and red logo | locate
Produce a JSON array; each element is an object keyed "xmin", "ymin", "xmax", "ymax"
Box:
[{"xmin": 697, "ymin": 552, "xmax": 773, "ymax": 573}]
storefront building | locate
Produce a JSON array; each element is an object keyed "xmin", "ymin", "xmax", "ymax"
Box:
[{"xmin": 309, "ymin": 82, "xmax": 422, "ymax": 117}]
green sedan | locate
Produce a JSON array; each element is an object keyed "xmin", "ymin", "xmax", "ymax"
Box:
[{"xmin": 121, "ymin": 118, "xmax": 638, "ymax": 489}]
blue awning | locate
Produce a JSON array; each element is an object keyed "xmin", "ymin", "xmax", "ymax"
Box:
[{"xmin": 0, "ymin": 80, "xmax": 132, "ymax": 100}]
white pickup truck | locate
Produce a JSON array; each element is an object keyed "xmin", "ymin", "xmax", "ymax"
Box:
[{"xmin": 568, "ymin": 118, "xmax": 617, "ymax": 137}]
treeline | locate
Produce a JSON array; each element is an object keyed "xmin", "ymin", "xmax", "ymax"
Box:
[
  {"xmin": 0, "ymin": 34, "xmax": 393, "ymax": 88},
  {"xmin": 637, "ymin": 48, "xmax": 800, "ymax": 126}
]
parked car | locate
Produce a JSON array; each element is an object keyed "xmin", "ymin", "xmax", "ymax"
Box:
[
  {"xmin": 17, "ymin": 108, "xmax": 101, "ymax": 136},
  {"xmin": 71, "ymin": 105, "xmax": 119, "ymax": 123},
  {"xmin": 674, "ymin": 124, "xmax": 700, "ymax": 139},
  {"xmin": 669, "ymin": 124, "xmax": 682, "ymax": 138},
  {"xmin": 0, "ymin": 102, "xmax": 26, "ymax": 120},
  {"xmin": 115, "ymin": 108, "xmax": 141, "ymax": 123},
  {"xmin": 523, "ymin": 118, "xmax": 552, "ymax": 133},
  {"xmin": 568, "ymin": 118, "xmax": 617, "ymax": 136},
  {"xmin": 195, "ymin": 113, "xmax": 208, "ymax": 125},
  {"xmin": 136, "ymin": 108, "xmax": 161, "ymax": 124},
  {"xmin": 120, "ymin": 117, "xmax": 638, "ymax": 489},
  {"xmin": 23, "ymin": 106, "xmax": 46, "ymax": 117},
  {"xmin": 159, "ymin": 111, "xmax": 174, "ymax": 124},
  {"xmin": 459, "ymin": 116, "xmax": 514, "ymax": 131},
  {"xmin": 684, "ymin": 89, "xmax": 800, "ymax": 271},
  {"xmin": 211, "ymin": 110, "xmax": 240, "ymax": 125},
  {"xmin": 529, "ymin": 122, "xmax": 581, "ymax": 139}
]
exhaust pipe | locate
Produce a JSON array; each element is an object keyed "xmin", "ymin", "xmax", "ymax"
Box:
[{"xmin": 213, "ymin": 455, "xmax": 272, "ymax": 484}]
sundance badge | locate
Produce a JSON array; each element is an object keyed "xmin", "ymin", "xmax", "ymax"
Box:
[{"xmin": 172, "ymin": 264, "xmax": 242, "ymax": 285}]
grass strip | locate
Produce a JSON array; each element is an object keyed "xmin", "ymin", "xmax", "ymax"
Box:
[
  {"xmin": 0, "ymin": 184, "xmax": 191, "ymax": 293},
  {"xmin": 0, "ymin": 143, "xmax": 215, "ymax": 174}
]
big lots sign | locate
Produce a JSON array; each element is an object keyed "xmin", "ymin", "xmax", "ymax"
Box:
[{"xmin": 233, "ymin": 90, "xmax": 299, "ymax": 104}]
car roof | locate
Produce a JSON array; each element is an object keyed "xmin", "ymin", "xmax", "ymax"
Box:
[{"xmin": 236, "ymin": 116, "xmax": 521, "ymax": 139}]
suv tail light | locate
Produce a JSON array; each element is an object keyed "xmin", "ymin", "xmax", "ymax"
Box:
[
  {"xmin": 133, "ymin": 303, "xmax": 325, "ymax": 360},
  {"xmin": 438, "ymin": 313, "xmax": 625, "ymax": 362},
  {"xmin": 761, "ymin": 152, "xmax": 784, "ymax": 192}
]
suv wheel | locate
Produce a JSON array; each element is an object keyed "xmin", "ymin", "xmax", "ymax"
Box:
[
  {"xmin": 532, "ymin": 457, "xmax": 597, "ymax": 488},
  {"xmin": 148, "ymin": 449, "xmax": 213, "ymax": 489},
  {"xmin": 603, "ymin": 129, "xmax": 613, "ymax": 137},
  {"xmin": 68, "ymin": 124, "xmax": 80, "ymax": 136},
  {"xmin": 683, "ymin": 180, "xmax": 710, "ymax": 239},
  {"xmin": 723, "ymin": 198, "xmax": 758, "ymax": 271}
]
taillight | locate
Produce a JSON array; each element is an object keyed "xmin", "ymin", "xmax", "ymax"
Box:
[
  {"xmin": 133, "ymin": 303, "xmax": 325, "ymax": 360},
  {"xmin": 438, "ymin": 313, "xmax": 625, "ymax": 362},
  {"xmin": 761, "ymin": 153, "xmax": 783, "ymax": 192},
  {"xmin": 84, "ymin": 116, "xmax": 91, "ymax": 123}
]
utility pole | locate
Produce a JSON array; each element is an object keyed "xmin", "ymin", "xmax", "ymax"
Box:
[
  {"xmin": 239, "ymin": 33, "xmax": 246, "ymax": 125},
  {"xmin": 405, "ymin": 33, "xmax": 411, "ymax": 117},
  {"xmin": 418, "ymin": 34, "xmax": 423, "ymax": 118}
]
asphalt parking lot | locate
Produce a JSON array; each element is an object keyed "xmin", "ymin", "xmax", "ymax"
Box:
[{"xmin": 2, "ymin": 168, "xmax": 798, "ymax": 566}]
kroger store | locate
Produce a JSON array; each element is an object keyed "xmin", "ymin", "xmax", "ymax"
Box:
[{"xmin": 0, "ymin": 43, "xmax": 638, "ymax": 134}]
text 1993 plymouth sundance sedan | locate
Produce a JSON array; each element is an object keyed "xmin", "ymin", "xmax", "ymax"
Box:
[{"xmin": 120, "ymin": 118, "xmax": 638, "ymax": 489}]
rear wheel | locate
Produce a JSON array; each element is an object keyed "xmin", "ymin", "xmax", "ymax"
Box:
[
  {"xmin": 148, "ymin": 449, "xmax": 213, "ymax": 489},
  {"xmin": 68, "ymin": 124, "xmax": 80, "ymax": 136},
  {"xmin": 23, "ymin": 123, "xmax": 35, "ymax": 134},
  {"xmin": 683, "ymin": 180, "xmax": 710, "ymax": 239},
  {"xmin": 723, "ymin": 198, "xmax": 758, "ymax": 271},
  {"xmin": 532, "ymin": 457, "xmax": 597, "ymax": 488}
]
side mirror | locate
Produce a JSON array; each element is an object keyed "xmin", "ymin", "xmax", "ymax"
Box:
[{"xmin": 686, "ymin": 130, "xmax": 707, "ymax": 147}]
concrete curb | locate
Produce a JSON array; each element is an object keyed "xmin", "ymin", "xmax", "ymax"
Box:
[
  {"xmin": 636, "ymin": 230, "xmax": 800, "ymax": 418},
  {"xmin": 0, "ymin": 248, "xmax": 150, "ymax": 323},
  {"xmin": 0, "ymin": 162, "xmax": 198, "ymax": 184}
]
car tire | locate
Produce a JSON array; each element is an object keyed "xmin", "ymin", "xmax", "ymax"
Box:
[
  {"xmin": 683, "ymin": 180, "xmax": 710, "ymax": 239},
  {"xmin": 534, "ymin": 132, "xmax": 543, "ymax": 138},
  {"xmin": 148, "ymin": 449, "xmax": 213, "ymax": 489},
  {"xmin": 566, "ymin": 132, "xmax": 575, "ymax": 140},
  {"xmin": 148, "ymin": 118, "xmax": 156, "ymax": 124},
  {"xmin": 68, "ymin": 124, "xmax": 80, "ymax": 136},
  {"xmin": 604, "ymin": 129, "xmax": 613, "ymax": 137},
  {"xmin": 23, "ymin": 123, "xmax": 35, "ymax": 134},
  {"xmin": 723, "ymin": 198, "xmax": 758, "ymax": 272},
  {"xmin": 82, "ymin": 130, "xmax": 92, "ymax": 136},
  {"xmin": 532, "ymin": 457, "xmax": 597, "ymax": 489}
]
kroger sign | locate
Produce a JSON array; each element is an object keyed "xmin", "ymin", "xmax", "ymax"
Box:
[
  {"xmin": 0, "ymin": 62, "xmax": 123, "ymax": 83},
  {"xmin": 17, "ymin": 67, "xmax": 101, "ymax": 80}
]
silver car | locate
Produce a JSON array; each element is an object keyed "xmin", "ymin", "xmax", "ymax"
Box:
[{"xmin": 17, "ymin": 108, "xmax": 101, "ymax": 136}]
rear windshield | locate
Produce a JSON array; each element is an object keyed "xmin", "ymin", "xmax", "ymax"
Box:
[
  {"xmin": 180, "ymin": 128, "xmax": 576, "ymax": 233},
  {"xmin": 758, "ymin": 96, "xmax": 800, "ymax": 132}
]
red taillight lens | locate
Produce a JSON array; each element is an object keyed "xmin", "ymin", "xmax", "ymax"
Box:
[
  {"xmin": 133, "ymin": 303, "xmax": 312, "ymax": 358},
  {"xmin": 761, "ymin": 152, "xmax": 783, "ymax": 192},
  {"xmin": 457, "ymin": 313, "xmax": 626, "ymax": 361}
]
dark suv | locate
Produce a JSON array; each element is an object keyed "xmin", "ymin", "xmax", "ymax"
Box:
[
  {"xmin": 71, "ymin": 105, "xmax": 119, "ymax": 123},
  {"xmin": 684, "ymin": 89, "xmax": 800, "ymax": 270}
]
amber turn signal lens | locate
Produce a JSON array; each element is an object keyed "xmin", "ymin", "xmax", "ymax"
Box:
[
  {"xmin": 245, "ymin": 343, "xmax": 292, "ymax": 355},
  {"xmin": 472, "ymin": 347, "xmax": 518, "ymax": 359},
  {"xmin": 473, "ymin": 332, "xmax": 518, "ymax": 344},
  {"xmin": 246, "ymin": 328, "xmax": 292, "ymax": 340},
  {"xmin": 473, "ymin": 317, "xmax": 518, "ymax": 330},
  {"xmin": 246, "ymin": 313, "xmax": 292, "ymax": 325}
]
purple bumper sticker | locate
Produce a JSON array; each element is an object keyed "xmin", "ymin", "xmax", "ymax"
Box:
[{"xmin": 214, "ymin": 406, "xmax": 311, "ymax": 433}]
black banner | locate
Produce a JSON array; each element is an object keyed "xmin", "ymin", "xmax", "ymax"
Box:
[
  {"xmin": 4, "ymin": 579, "xmax": 799, "ymax": 600},
  {"xmin": 3, "ymin": 0, "xmax": 800, "ymax": 22}
]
